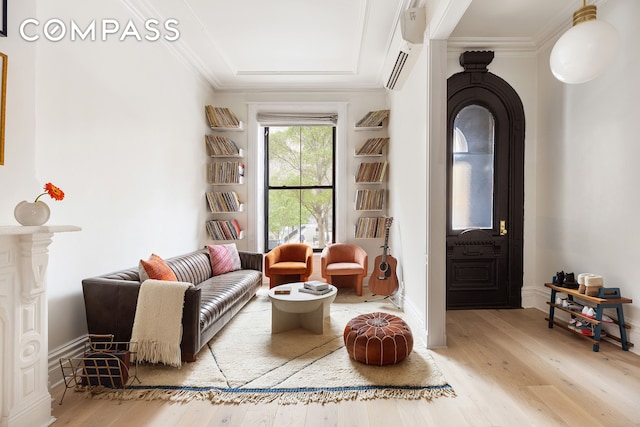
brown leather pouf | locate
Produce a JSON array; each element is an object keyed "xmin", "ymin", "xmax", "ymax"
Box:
[{"xmin": 343, "ymin": 312, "xmax": 413, "ymax": 365}]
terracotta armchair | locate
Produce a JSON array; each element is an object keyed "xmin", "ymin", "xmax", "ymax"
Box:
[
  {"xmin": 264, "ymin": 243, "xmax": 313, "ymax": 288},
  {"xmin": 320, "ymin": 243, "xmax": 368, "ymax": 296}
]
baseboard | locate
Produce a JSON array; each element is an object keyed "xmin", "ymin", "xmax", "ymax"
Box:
[
  {"xmin": 522, "ymin": 286, "xmax": 548, "ymax": 310},
  {"xmin": 361, "ymin": 282, "xmax": 426, "ymax": 347},
  {"xmin": 393, "ymin": 286, "xmax": 427, "ymax": 348},
  {"xmin": 48, "ymin": 334, "xmax": 88, "ymax": 390}
]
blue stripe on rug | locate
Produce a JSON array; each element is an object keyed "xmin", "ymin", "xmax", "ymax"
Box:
[{"xmin": 126, "ymin": 384, "xmax": 455, "ymax": 393}]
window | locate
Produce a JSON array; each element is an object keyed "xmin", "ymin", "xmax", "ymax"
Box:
[
  {"xmin": 451, "ymin": 104, "xmax": 495, "ymax": 230},
  {"xmin": 264, "ymin": 126, "xmax": 335, "ymax": 252}
]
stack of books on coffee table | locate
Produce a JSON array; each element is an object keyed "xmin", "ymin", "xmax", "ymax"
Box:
[{"xmin": 299, "ymin": 281, "xmax": 332, "ymax": 295}]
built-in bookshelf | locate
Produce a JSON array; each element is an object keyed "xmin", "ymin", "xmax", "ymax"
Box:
[
  {"xmin": 355, "ymin": 217, "xmax": 387, "ymax": 239},
  {"xmin": 355, "ymin": 189, "xmax": 385, "ymax": 211},
  {"xmin": 206, "ymin": 219, "xmax": 244, "ymax": 240},
  {"xmin": 205, "ymin": 106, "xmax": 245, "ymax": 241},
  {"xmin": 354, "ymin": 110, "xmax": 390, "ymax": 238},
  {"xmin": 206, "ymin": 191, "xmax": 244, "ymax": 213},
  {"xmin": 354, "ymin": 109, "xmax": 389, "ymax": 129},
  {"xmin": 355, "ymin": 137, "xmax": 389, "ymax": 156},
  {"xmin": 207, "ymin": 161, "xmax": 245, "ymax": 184},
  {"xmin": 205, "ymin": 135, "xmax": 243, "ymax": 157},
  {"xmin": 205, "ymin": 106, "xmax": 244, "ymax": 130},
  {"xmin": 355, "ymin": 161, "xmax": 388, "ymax": 183}
]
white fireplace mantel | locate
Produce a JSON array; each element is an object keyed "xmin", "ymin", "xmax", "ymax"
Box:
[{"xmin": 0, "ymin": 225, "xmax": 81, "ymax": 427}]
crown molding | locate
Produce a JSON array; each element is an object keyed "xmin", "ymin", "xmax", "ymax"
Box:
[
  {"xmin": 119, "ymin": 0, "xmax": 221, "ymax": 89},
  {"xmin": 447, "ymin": 36, "xmax": 537, "ymax": 54}
]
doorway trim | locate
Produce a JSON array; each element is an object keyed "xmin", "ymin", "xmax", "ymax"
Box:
[{"xmin": 446, "ymin": 51, "xmax": 525, "ymax": 309}]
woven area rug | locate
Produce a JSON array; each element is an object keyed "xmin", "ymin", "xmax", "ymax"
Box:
[{"xmin": 85, "ymin": 287, "xmax": 455, "ymax": 405}]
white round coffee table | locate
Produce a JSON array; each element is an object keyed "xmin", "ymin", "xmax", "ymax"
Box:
[{"xmin": 268, "ymin": 282, "xmax": 337, "ymax": 334}]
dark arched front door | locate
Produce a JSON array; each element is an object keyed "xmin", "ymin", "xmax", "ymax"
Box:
[{"xmin": 446, "ymin": 51, "xmax": 525, "ymax": 309}]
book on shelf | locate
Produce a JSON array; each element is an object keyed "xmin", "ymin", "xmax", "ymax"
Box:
[
  {"xmin": 231, "ymin": 218, "xmax": 241, "ymax": 235},
  {"xmin": 355, "ymin": 161, "xmax": 388, "ymax": 183},
  {"xmin": 298, "ymin": 287, "xmax": 332, "ymax": 296},
  {"xmin": 206, "ymin": 219, "xmax": 242, "ymax": 240},
  {"xmin": 206, "ymin": 191, "xmax": 242, "ymax": 212},
  {"xmin": 207, "ymin": 161, "xmax": 244, "ymax": 184},
  {"xmin": 304, "ymin": 281, "xmax": 329, "ymax": 292},
  {"xmin": 355, "ymin": 110, "xmax": 390, "ymax": 128},
  {"xmin": 205, "ymin": 135, "xmax": 240, "ymax": 156},
  {"xmin": 355, "ymin": 189, "xmax": 385, "ymax": 210},
  {"xmin": 355, "ymin": 137, "xmax": 389, "ymax": 155},
  {"xmin": 205, "ymin": 106, "xmax": 241, "ymax": 128}
]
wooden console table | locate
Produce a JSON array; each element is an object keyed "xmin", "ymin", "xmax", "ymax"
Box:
[{"xmin": 545, "ymin": 283, "xmax": 633, "ymax": 352}]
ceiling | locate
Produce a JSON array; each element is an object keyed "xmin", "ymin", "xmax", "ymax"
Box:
[
  {"xmin": 126, "ymin": 0, "xmax": 585, "ymax": 91},
  {"xmin": 449, "ymin": 0, "xmax": 578, "ymax": 47}
]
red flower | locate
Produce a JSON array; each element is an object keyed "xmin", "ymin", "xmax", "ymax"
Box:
[{"xmin": 34, "ymin": 182, "xmax": 65, "ymax": 202}]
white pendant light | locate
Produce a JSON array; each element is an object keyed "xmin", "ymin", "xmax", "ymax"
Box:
[{"xmin": 550, "ymin": 1, "xmax": 618, "ymax": 84}]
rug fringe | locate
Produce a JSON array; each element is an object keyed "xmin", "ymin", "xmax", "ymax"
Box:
[{"xmin": 78, "ymin": 385, "xmax": 456, "ymax": 405}]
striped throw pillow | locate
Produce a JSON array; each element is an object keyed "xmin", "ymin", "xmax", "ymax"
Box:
[{"xmin": 208, "ymin": 244, "xmax": 241, "ymax": 276}]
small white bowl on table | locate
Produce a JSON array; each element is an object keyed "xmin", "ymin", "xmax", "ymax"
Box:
[{"xmin": 267, "ymin": 282, "xmax": 337, "ymax": 334}]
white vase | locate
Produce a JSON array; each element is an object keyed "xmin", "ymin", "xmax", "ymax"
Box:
[{"xmin": 14, "ymin": 201, "xmax": 51, "ymax": 226}]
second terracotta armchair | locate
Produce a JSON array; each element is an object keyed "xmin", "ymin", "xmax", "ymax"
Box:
[{"xmin": 320, "ymin": 243, "xmax": 368, "ymax": 296}]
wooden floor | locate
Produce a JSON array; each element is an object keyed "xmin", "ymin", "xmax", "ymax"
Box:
[{"xmin": 51, "ymin": 308, "xmax": 640, "ymax": 427}]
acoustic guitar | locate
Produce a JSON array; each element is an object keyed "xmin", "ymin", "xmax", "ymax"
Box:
[{"xmin": 368, "ymin": 217, "xmax": 399, "ymax": 296}]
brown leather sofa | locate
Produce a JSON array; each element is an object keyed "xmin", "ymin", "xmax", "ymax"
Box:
[{"xmin": 82, "ymin": 248, "xmax": 263, "ymax": 362}]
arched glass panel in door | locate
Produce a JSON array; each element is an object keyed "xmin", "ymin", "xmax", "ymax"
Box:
[{"xmin": 451, "ymin": 105, "xmax": 495, "ymax": 230}]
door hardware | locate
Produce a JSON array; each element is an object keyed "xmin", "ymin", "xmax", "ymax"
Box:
[{"xmin": 500, "ymin": 220, "xmax": 508, "ymax": 235}]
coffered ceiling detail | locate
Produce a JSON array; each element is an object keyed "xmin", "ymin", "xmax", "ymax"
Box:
[{"xmin": 122, "ymin": 0, "xmax": 593, "ymax": 90}]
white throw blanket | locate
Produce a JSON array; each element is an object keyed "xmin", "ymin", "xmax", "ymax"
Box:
[{"xmin": 131, "ymin": 279, "xmax": 193, "ymax": 368}]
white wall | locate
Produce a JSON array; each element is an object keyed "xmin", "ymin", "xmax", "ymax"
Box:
[
  {"xmin": 386, "ymin": 44, "xmax": 429, "ymax": 342},
  {"xmin": 0, "ymin": 1, "xmax": 215, "ymax": 370},
  {"xmin": 0, "ymin": 0, "xmax": 38, "ymax": 213},
  {"xmin": 536, "ymin": 0, "xmax": 639, "ymax": 346}
]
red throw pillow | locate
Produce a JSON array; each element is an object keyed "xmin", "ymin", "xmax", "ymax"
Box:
[
  {"xmin": 208, "ymin": 244, "xmax": 241, "ymax": 275},
  {"xmin": 139, "ymin": 253, "xmax": 177, "ymax": 281}
]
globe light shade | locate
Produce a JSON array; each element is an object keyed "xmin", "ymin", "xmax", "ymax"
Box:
[{"xmin": 550, "ymin": 19, "xmax": 619, "ymax": 84}]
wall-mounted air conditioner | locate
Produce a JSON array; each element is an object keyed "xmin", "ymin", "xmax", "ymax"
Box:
[
  {"xmin": 384, "ymin": 7, "xmax": 426, "ymax": 91},
  {"xmin": 385, "ymin": 41, "xmax": 423, "ymax": 91}
]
